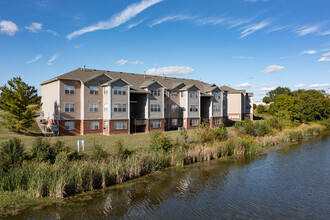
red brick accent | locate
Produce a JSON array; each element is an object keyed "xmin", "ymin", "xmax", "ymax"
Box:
[
  {"xmin": 83, "ymin": 120, "xmax": 103, "ymax": 135},
  {"xmin": 184, "ymin": 118, "xmax": 200, "ymax": 130},
  {"xmin": 147, "ymin": 119, "xmax": 165, "ymax": 132},
  {"xmin": 210, "ymin": 117, "xmax": 223, "ymax": 128},
  {"xmin": 58, "ymin": 120, "xmax": 81, "ymax": 136},
  {"xmin": 109, "ymin": 119, "xmax": 130, "ymax": 135}
]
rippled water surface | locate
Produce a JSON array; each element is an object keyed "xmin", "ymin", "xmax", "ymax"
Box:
[{"xmin": 7, "ymin": 134, "xmax": 330, "ymax": 219}]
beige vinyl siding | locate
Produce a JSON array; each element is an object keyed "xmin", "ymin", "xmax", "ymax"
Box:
[
  {"xmin": 227, "ymin": 93, "xmax": 242, "ymax": 114},
  {"xmin": 59, "ymin": 80, "xmax": 81, "ymax": 120},
  {"xmin": 149, "ymin": 83, "xmax": 163, "ymax": 119},
  {"xmin": 41, "ymin": 80, "xmax": 59, "ymax": 120},
  {"xmin": 111, "ymin": 80, "xmax": 129, "ymax": 119}
]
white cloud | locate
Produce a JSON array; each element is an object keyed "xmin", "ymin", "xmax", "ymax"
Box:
[
  {"xmin": 47, "ymin": 29, "xmax": 59, "ymax": 36},
  {"xmin": 195, "ymin": 17, "xmax": 226, "ymax": 26},
  {"xmin": 267, "ymin": 25, "xmax": 291, "ymax": 33},
  {"xmin": 67, "ymin": 0, "xmax": 163, "ymax": 40},
  {"xmin": 232, "ymin": 56, "xmax": 256, "ymax": 59},
  {"xmin": 306, "ymin": 83, "xmax": 330, "ymax": 88},
  {"xmin": 129, "ymin": 60, "xmax": 144, "ymax": 64},
  {"xmin": 126, "ymin": 19, "xmax": 144, "ymax": 30},
  {"xmin": 27, "ymin": 54, "xmax": 42, "ymax": 64},
  {"xmin": 235, "ymin": 82, "xmax": 252, "ymax": 88},
  {"xmin": 295, "ymin": 24, "xmax": 321, "ymax": 36},
  {"xmin": 25, "ymin": 22, "xmax": 42, "ymax": 33},
  {"xmin": 145, "ymin": 66, "xmax": 194, "ymax": 76},
  {"xmin": 319, "ymin": 30, "xmax": 330, "ymax": 36},
  {"xmin": 228, "ymin": 18, "xmax": 253, "ymax": 29},
  {"xmin": 0, "ymin": 20, "xmax": 18, "ymax": 36},
  {"xmin": 47, "ymin": 53, "xmax": 59, "ymax": 65},
  {"xmin": 259, "ymin": 87, "xmax": 276, "ymax": 92},
  {"xmin": 294, "ymin": 84, "xmax": 306, "ymax": 88},
  {"xmin": 300, "ymin": 50, "xmax": 317, "ymax": 55},
  {"xmin": 116, "ymin": 59, "xmax": 128, "ymax": 65},
  {"xmin": 318, "ymin": 57, "xmax": 330, "ymax": 62},
  {"xmin": 264, "ymin": 65, "xmax": 285, "ymax": 73},
  {"xmin": 151, "ymin": 15, "xmax": 192, "ymax": 27},
  {"xmin": 322, "ymin": 52, "xmax": 330, "ymax": 57},
  {"xmin": 240, "ymin": 20, "xmax": 270, "ymax": 38}
]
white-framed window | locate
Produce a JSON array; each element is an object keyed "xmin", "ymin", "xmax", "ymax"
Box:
[
  {"xmin": 89, "ymin": 104, "xmax": 99, "ymax": 112},
  {"xmin": 151, "ymin": 104, "xmax": 161, "ymax": 112},
  {"xmin": 151, "ymin": 120, "xmax": 161, "ymax": 128},
  {"xmin": 114, "ymin": 86, "xmax": 126, "ymax": 95},
  {"xmin": 180, "ymin": 106, "xmax": 185, "ymax": 112},
  {"xmin": 90, "ymin": 86, "xmax": 99, "ymax": 95},
  {"xmin": 171, "ymin": 91, "xmax": 178, "ymax": 98},
  {"xmin": 214, "ymin": 118, "xmax": 220, "ymax": 125},
  {"xmin": 114, "ymin": 121, "xmax": 127, "ymax": 130},
  {"xmin": 90, "ymin": 121, "xmax": 99, "ymax": 130},
  {"xmin": 189, "ymin": 91, "xmax": 197, "ymax": 98},
  {"xmin": 104, "ymin": 87, "xmax": 109, "ymax": 95},
  {"xmin": 181, "ymin": 91, "xmax": 184, "ymax": 98},
  {"xmin": 171, "ymin": 104, "xmax": 178, "ymax": 112},
  {"xmin": 64, "ymin": 85, "xmax": 75, "ymax": 94},
  {"xmin": 189, "ymin": 105, "xmax": 198, "ymax": 112},
  {"xmin": 190, "ymin": 119, "xmax": 198, "ymax": 126},
  {"xmin": 150, "ymin": 89, "xmax": 161, "ymax": 97},
  {"xmin": 104, "ymin": 121, "xmax": 108, "ymax": 129},
  {"xmin": 172, "ymin": 119, "xmax": 178, "ymax": 126},
  {"xmin": 65, "ymin": 121, "xmax": 75, "ymax": 130},
  {"xmin": 64, "ymin": 103, "xmax": 74, "ymax": 112},
  {"xmin": 213, "ymin": 92, "xmax": 220, "ymax": 100},
  {"xmin": 213, "ymin": 105, "xmax": 220, "ymax": 112},
  {"xmin": 114, "ymin": 104, "xmax": 126, "ymax": 112},
  {"xmin": 104, "ymin": 104, "xmax": 108, "ymax": 112}
]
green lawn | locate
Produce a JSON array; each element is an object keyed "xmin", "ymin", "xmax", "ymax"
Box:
[{"xmin": 0, "ymin": 118, "xmax": 198, "ymax": 153}]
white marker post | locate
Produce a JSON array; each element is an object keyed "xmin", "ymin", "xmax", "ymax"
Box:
[{"xmin": 77, "ymin": 140, "xmax": 85, "ymax": 152}]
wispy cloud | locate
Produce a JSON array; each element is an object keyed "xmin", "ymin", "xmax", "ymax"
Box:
[
  {"xmin": 47, "ymin": 29, "xmax": 59, "ymax": 36},
  {"xmin": 126, "ymin": 19, "xmax": 145, "ymax": 30},
  {"xmin": 116, "ymin": 59, "xmax": 128, "ymax": 65},
  {"xmin": 195, "ymin": 17, "xmax": 226, "ymax": 26},
  {"xmin": 235, "ymin": 82, "xmax": 252, "ymax": 88},
  {"xmin": 27, "ymin": 54, "xmax": 42, "ymax": 64},
  {"xmin": 0, "ymin": 20, "xmax": 18, "ymax": 36},
  {"xmin": 318, "ymin": 57, "xmax": 330, "ymax": 62},
  {"xmin": 267, "ymin": 25, "xmax": 291, "ymax": 33},
  {"xmin": 322, "ymin": 52, "xmax": 330, "ymax": 56},
  {"xmin": 294, "ymin": 84, "xmax": 306, "ymax": 88},
  {"xmin": 228, "ymin": 18, "xmax": 253, "ymax": 29},
  {"xmin": 150, "ymin": 15, "xmax": 192, "ymax": 27},
  {"xmin": 74, "ymin": 44, "xmax": 83, "ymax": 49},
  {"xmin": 300, "ymin": 50, "xmax": 317, "ymax": 55},
  {"xmin": 319, "ymin": 30, "xmax": 330, "ymax": 36},
  {"xmin": 240, "ymin": 20, "xmax": 270, "ymax": 38},
  {"xmin": 145, "ymin": 66, "xmax": 194, "ymax": 76},
  {"xmin": 47, "ymin": 53, "xmax": 59, "ymax": 65},
  {"xmin": 67, "ymin": 0, "xmax": 163, "ymax": 40},
  {"xmin": 129, "ymin": 60, "xmax": 144, "ymax": 64},
  {"xmin": 232, "ymin": 56, "xmax": 256, "ymax": 59},
  {"xmin": 25, "ymin": 22, "xmax": 42, "ymax": 33},
  {"xmin": 295, "ymin": 24, "xmax": 321, "ymax": 36},
  {"xmin": 264, "ymin": 65, "xmax": 285, "ymax": 73},
  {"xmin": 306, "ymin": 83, "xmax": 330, "ymax": 88},
  {"xmin": 259, "ymin": 87, "xmax": 276, "ymax": 92}
]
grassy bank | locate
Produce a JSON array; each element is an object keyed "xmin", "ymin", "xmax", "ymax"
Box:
[{"xmin": 0, "ymin": 119, "xmax": 329, "ymax": 217}]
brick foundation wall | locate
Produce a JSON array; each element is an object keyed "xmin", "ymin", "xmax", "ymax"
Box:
[
  {"xmin": 147, "ymin": 119, "xmax": 165, "ymax": 132},
  {"xmin": 83, "ymin": 120, "xmax": 103, "ymax": 135},
  {"xmin": 210, "ymin": 117, "xmax": 223, "ymax": 128},
  {"xmin": 58, "ymin": 120, "xmax": 81, "ymax": 136},
  {"xmin": 109, "ymin": 119, "xmax": 130, "ymax": 135},
  {"xmin": 184, "ymin": 118, "xmax": 200, "ymax": 130}
]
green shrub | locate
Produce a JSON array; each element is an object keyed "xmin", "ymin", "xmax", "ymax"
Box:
[
  {"xmin": 90, "ymin": 144, "xmax": 108, "ymax": 161},
  {"xmin": 242, "ymin": 118, "xmax": 255, "ymax": 136},
  {"xmin": 196, "ymin": 123, "xmax": 214, "ymax": 144},
  {"xmin": 266, "ymin": 117, "xmax": 283, "ymax": 131},
  {"xmin": 179, "ymin": 128, "xmax": 189, "ymax": 146},
  {"xmin": 213, "ymin": 124, "xmax": 228, "ymax": 141},
  {"xmin": 0, "ymin": 138, "xmax": 25, "ymax": 172},
  {"xmin": 255, "ymin": 121, "xmax": 271, "ymax": 137},
  {"xmin": 149, "ymin": 131, "xmax": 173, "ymax": 152},
  {"xmin": 256, "ymin": 105, "xmax": 266, "ymax": 114},
  {"xmin": 287, "ymin": 130, "xmax": 303, "ymax": 142},
  {"xmin": 112, "ymin": 139, "xmax": 131, "ymax": 158},
  {"xmin": 31, "ymin": 137, "xmax": 55, "ymax": 163}
]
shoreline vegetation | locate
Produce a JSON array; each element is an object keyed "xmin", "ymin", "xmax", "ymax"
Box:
[{"xmin": 0, "ymin": 118, "xmax": 329, "ymax": 217}]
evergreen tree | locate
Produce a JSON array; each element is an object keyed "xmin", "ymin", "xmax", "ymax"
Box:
[{"xmin": 0, "ymin": 77, "xmax": 41, "ymax": 132}]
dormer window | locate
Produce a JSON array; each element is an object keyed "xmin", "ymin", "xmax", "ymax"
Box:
[
  {"xmin": 189, "ymin": 91, "xmax": 197, "ymax": 98},
  {"xmin": 90, "ymin": 86, "xmax": 99, "ymax": 95},
  {"xmin": 171, "ymin": 91, "xmax": 178, "ymax": 98},
  {"xmin": 214, "ymin": 92, "xmax": 220, "ymax": 100},
  {"xmin": 150, "ymin": 89, "xmax": 161, "ymax": 97},
  {"xmin": 114, "ymin": 86, "xmax": 126, "ymax": 95},
  {"xmin": 65, "ymin": 85, "xmax": 75, "ymax": 94}
]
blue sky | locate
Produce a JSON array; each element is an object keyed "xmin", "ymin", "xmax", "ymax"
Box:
[{"xmin": 0, "ymin": 0, "xmax": 330, "ymax": 101}]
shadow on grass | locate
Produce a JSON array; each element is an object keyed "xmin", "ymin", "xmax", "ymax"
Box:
[{"xmin": 253, "ymin": 115, "xmax": 264, "ymax": 120}]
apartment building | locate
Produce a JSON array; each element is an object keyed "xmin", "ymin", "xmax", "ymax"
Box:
[
  {"xmin": 220, "ymin": 85, "xmax": 253, "ymax": 121},
  {"xmin": 40, "ymin": 68, "xmax": 226, "ymax": 136}
]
